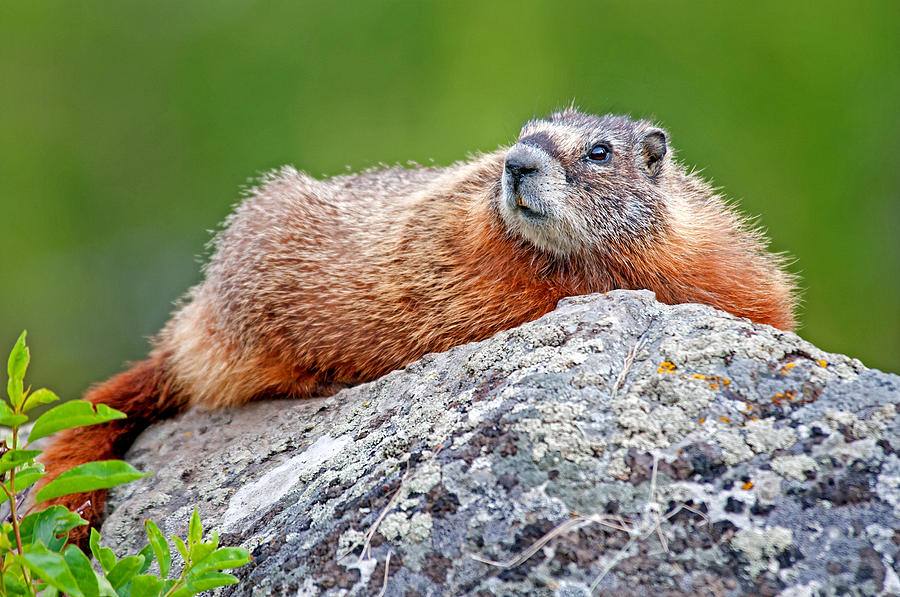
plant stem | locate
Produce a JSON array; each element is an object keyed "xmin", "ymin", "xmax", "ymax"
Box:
[
  {"xmin": 161, "ymin": 561, "xmax": 192, "ymax": 597},
  {"xmin": 162, "ymin": 576, "xmax": 186, "ymax": 597},
  {"xmin": 5, "ymin": 427, "xmax": 34, "ymax": 593},
  {"xmin": 8, "ymin": 474, "xmax": 24, "ymax": 560},
  {"xmin": 8, "ymin": 429, "xmax": 24, "ymax": 558}
]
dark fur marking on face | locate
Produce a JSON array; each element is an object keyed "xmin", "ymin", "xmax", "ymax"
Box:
[{"xmin": 518, "ymin": 132, "xmax": 560, "ymax": 161}]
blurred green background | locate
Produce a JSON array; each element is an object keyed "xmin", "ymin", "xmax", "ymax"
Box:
[{"xmin": 1, "ymin": 1, "xmax": 898, "ymax": 400}]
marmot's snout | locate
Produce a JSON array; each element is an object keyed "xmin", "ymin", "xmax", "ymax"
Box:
[
  {"xmin": 505, "ymin": 151, "xmax": 539, "ymax": 191},
  {"xmin": 502, "ymin": 143, "xmax": 560, "ymax": 219}
]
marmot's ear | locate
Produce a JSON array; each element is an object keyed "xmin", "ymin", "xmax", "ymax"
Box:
[{"xmin": 640, "ymin": 128, "xmax": 668, "ymax": 177}]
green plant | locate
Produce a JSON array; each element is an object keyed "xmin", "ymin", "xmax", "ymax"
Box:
[{"xmin": 1, "ymin": 331, "xmax": 250, "ymax": 596}]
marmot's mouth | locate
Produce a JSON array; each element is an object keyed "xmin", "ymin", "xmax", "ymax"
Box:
[{"xmin": 513, "ymin": 193, "xmax": 546, "ymax": 220}]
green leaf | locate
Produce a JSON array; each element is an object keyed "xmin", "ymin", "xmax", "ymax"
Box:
[
  {"xmin": 20, "ymin": 507, "xmax": 87, "ymax": 552},
  {"xmin": 0, "ymin": 401, "xmax": 28, "ymax": 427},
  {"xmin": 185, "ymin": 571, "xmax": 239, "ymax": 592},
  {"xmin": 0, "ymin": 528, "xmax": 12, "ymax": 551},
  {"xmin": 188, "ymin": 547, "xmax": 251, "ymax": 575},
  {"xmin": 106, "ymin": 555, "xmax": 144, "ymax": 590},
  {"xmin": 1, "ymin": 465, "xmax": 45, "ymax": 502},
  {"xmin": 0, "ymin": 449, "xmax": 42, "ymax": 475},
  {"xmin": 188, "ymin": 509, "xmax": 201, "ymax": 547},
  {"xmin": 39, "ymin": 586, "xmax": 60, "ymax": 597},
  {"xmin": 144, "ymin": 520, "xmax": 171, "ymax": 578},
  {"xmin": 28, "ymin": 401, "xmax": 127, "ymax": 443},
  {"xmin": 96, "ymin": 572, "xmax": 119, "ymax": 597},
  {"xmin": 22, "ymin": 388, "xmax": 60, "ymax": 413},
  {"xmin": 7, "ymin": 379, "xmax": 23, "ymax": 411},
  {"xmin": 172, "ymin": 536, "xmax": 188, "ymax": 563},
  {"xmin": 0, "ymin": 413, "xmax": 28, "ymax": 427},
  {"xmin": 188, "ymin": 543, "xmax": 213, "ymax": 567},
  {"xmin": 91, "ymin": 528, "xmax": 117, "ymax": 573},
  {"xmin": 35, "ymin": 460, "xmax": 149, "ymax": 502},
  {"xmin": 3, "ymin": 571, "xmax": 29, "ymax": 596},
  {"xmin": 137, "ymin": 544, "xmax": 154, "ymax": 575},
  {"xmin": 7, "ymin": 331, "xmax": 29, "ymax": 399},
  {"xmin": 18, "ymin": 542, "xmax": 84, "ymax": 597},
  {"xmin": 64, "ymin": 544, "xmax": 101, "ymax": 597},
  {"xmin": 129, "ymin": 574, "xmax": 164, "ymax": 597}
]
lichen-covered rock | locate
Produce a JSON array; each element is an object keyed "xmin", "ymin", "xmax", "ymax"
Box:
[{"xmin": 102, "ymin": 290, "xmax": 900, "ymax": 596}]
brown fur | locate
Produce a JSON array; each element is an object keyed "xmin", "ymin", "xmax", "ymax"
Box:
[
  {"xmin": 38, "ymin": 109, "xmax": 797, "ymax": 539},
  {"xmin": 40, "ymin": 355, "xmax": 184, "ymax": 544}
]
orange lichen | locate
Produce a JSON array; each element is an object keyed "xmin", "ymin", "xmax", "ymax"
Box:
[
  {"xmin": 658, "ymin": 361, "xmax": 677, "ymax": 374},
  {"xmin": 816, "ymin": 360, "xmax": 828, "ymax": 368},
  {"xmin": 687, "ymin": 373, "xmax": 731, "ymax": 391},
  {"xmin": 741, "ymin": 481, "xmax": 754, "ymax": 490},
  {"xmin": 719, "ymin": 416, "xmax": 730, "ymax": 423}
]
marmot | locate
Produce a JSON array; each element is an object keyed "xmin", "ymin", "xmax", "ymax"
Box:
[{"xmin": 40, "ymin": 109, "xmax": 796, "ymax": 538}]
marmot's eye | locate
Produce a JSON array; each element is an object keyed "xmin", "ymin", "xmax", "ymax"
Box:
[{"xmin": 587, "ymin": 144, "xmax": 611, "ymax": 163}]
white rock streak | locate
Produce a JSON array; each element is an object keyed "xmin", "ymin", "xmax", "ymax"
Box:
[{"xmin": 222, "ymin": 434, "xmax": 350, "ymax": 530}]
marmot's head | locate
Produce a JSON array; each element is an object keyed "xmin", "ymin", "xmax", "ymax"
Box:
[{"xmin": 497, "ymin": 109, "xmax": 672, "ymax": 257}]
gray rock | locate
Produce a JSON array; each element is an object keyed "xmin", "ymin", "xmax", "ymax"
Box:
[{"xmin": 102, "ymin": 290, "xmax": 900, "ymax": 596}]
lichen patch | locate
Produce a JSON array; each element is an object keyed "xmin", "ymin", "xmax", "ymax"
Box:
[
  {"xmin": 743, "ymin": 418, "xmax": 797, "ymax": 454},
  {"xmin": 731, "ymin": 526, "xmax": 794, "ymax": 577},
  {"xmin": 512, "ymin": 401, "xmax": 605, "ymax": 463},
  {"xmin": 770, "ymin": 454, "xmax": 818, "ymax": 481}
]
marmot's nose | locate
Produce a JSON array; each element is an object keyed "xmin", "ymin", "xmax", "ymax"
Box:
[{"xmin": 505, "ymin": 159, "xmax": 538, "ymax": 190}]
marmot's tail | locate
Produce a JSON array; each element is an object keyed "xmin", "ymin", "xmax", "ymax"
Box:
[{"xmin": 37, "ymin": 354, "xmax": 186, "ymax": 545}]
